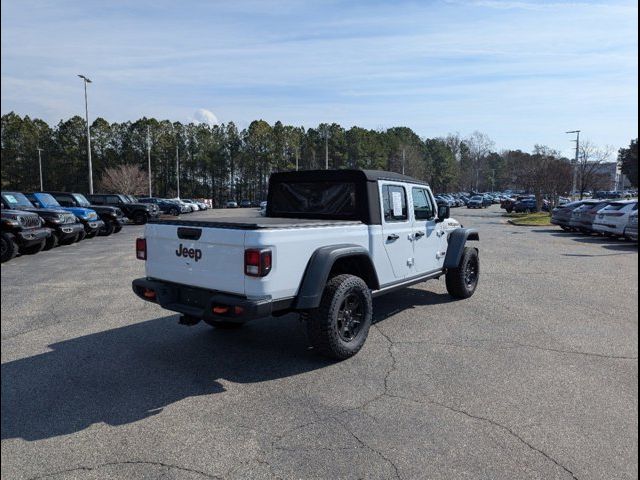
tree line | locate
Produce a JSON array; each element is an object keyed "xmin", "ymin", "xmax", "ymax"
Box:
[{"xmin": 1, "ymin": 112, "xmax": 636, "ymax": 207}]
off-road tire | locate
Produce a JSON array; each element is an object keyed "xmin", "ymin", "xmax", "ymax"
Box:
[
  {"xmin": 133, "ymin": 212, "xmax": 148, "ymax": 225},
  {"xmin": 1, "ymin": 233, "xmax": 18, "ymax": 262},
  {"xmin": 76, "ymin": 230, "xmax": 87, "ymax": 242},
  {"xmin": 44, "ymin": 233, "xmax": 59, "ymax": 250},
  {"xmin": 85, "ymin": 229, "xmax": 98, "ymax": 239},
  {"xmin": 99, "ymin": 221, "xmax": 115, "ymax": 236},
  {"xmin": 59, "ymin": 234, "xmax": 78, "ymax": 246},
  {"xmin": 170, "ymin": 208, "xmax": 180, "ymax": 216},
  {"xmin": 19, "ymin": 240, "xmax": 46, "ymax": 255},
  {"xmin": 203, "ymin": 319, "xmax": 244, "ymax": 329},
  {"xmin": 306, "ymin": 274, "xmax": 373, "ymax": 360},
  {"xmin": 113, "ymin": 224, "xmax": 123, "ymax": 233},
  {"xmin": 446, "ymin": 247, "xmax": 480, "ymax": 299}
]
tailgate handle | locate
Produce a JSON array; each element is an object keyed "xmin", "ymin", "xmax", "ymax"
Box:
[{"xmin": 177, "ymin": 227, "xmax": 202, "ymax": 240}]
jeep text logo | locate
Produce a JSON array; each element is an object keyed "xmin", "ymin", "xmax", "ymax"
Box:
[{"xmin": 175, "ymin": 243, "xmax": 202, "ymax": 262}]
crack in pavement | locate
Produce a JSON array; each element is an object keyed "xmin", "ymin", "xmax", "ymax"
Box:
[{"xmin": 27, "ymin": 460, "xmax": 222, "ymax": 480}]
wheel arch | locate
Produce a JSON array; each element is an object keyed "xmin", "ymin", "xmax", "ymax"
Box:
[
  {"xmin": 443, "ymin": 228, "xmax": 479, "ymax": 269},
  {"xmin": 295, "ymin": 244, "xmax": 379, "ymax": 309}
]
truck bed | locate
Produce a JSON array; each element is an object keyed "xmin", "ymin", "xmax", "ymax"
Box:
[{"xmin": 148, "ymin": 215, "xmax": 363, "ymax": 230}]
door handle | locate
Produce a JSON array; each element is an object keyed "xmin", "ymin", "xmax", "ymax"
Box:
[
  {"xmin": 414, "ymin": 231, "xmax": 425, "ymax": 239},
  {"xmin": 387, "ymin": 234, "xmax": 399, "ymax": 241}
]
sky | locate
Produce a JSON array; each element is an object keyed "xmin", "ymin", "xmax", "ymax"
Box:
[{"xmin": 1, "ymin": 0, "xmax": 637, "ymax": 159}]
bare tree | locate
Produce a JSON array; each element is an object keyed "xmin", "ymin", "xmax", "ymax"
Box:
[
  {"xmin": 577, "ymin": 141, "xmax": 614, "ymax": 199},
  {"xmin": 465, "ymin": 131, "xmax": 494, "ymax": 192},
  {"xmin": 99, "ymin": 164, "xmax": 149, "ymax": 194}
]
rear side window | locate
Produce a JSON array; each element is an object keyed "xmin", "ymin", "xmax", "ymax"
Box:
[
  {"xmin": 268, "ymin": 181, "xmax": 357, "ymax": 218},
  {"xmin": 382, "ymin": 185, "xmax": 408, "ymax": 222},
  {"xmin": 107, "ymin": 195, "xmax": 121, "ymax": 203},
  {"xmin": 412, "ymin": 188, "xmax": 435, "ymax": 220}
]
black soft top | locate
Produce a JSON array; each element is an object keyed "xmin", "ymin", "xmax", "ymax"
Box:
[{"xmin": 266, "ymin": 169, "xmax": 428, "ymax": 225}]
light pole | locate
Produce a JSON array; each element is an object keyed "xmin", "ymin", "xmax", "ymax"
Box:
[
  {"xmin": 566, "ymin": 130, "xmax": 580, "ymax": 198},
  {"xmin": 78, "ymin": 75, "xmax": 94, "ymax": 193},
  {"xmin": 402, "ymin": 148, "xmax": 406, "ymax": 175},
  {"xmin": 147, "ymin": 126, "xmax": 152, "ymax": 197},
  {"xmin": 37, "ymin": 148, "xmax": 44, "ymax": 191},
  {"xmin": 322, "ymin": 125, "xmax": 330, "ymax": 169},
  {"xmin": 176, "ymin": 144, "xmax": 180, "ymax": 198}
]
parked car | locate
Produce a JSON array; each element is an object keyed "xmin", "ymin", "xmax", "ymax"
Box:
[
  {"xmin": 1, "ymin": 209, "xmax": 52, "ymax": 262},
  {"xmin": 87, "ymin": 194, "xmax": 160, "ymax": 224},
  {"xmin": 239, "ymin": 199, "xmax": 252, "ymax": 208},
  {"xmin": 0, "ymin": 192, "xmax": 84, "ymax": 249},
  {"xmin": 624, "ymin": 210, "xmax": 638, "ymax": 242},
  {"xmin": 132, "ymin": 169, "xmax": 479, "ymax": 360},
  {"xmin": 26, "ymin": 192, "xmax": 104, "ymax": 240},
  {"xmin": 568, "ymin": 200, "xmax": 611, "ymax": 233},
  {"xmin": 551, "ymin": 201, "xmax": 587, "ymax": 231},
  {"xmin": 169, "ymin": 198, "xmax": 193, "ymax": 213},
  {"xmin": 226, "ymin": 200, "xmax": 238, "ymax": 208},
  {"xmin": 467, "ymin": 195, "xmax": 486, "ymax": 208},
  {"xmin": 513, "ymin": 198, "xmax": 549, "ymax": 213},
  {"xmin": 592, "ymin": 200, "xmax": 638, "ymax": 238},
  {"xmin": 44, "ymin": 191, "xmax": 126, "ymax": 235},
  {"xmin": 138, "ymin": 197, "xmax": 181, "ymax": 216},
  {"xmin": 181, "ymin": 199, "xmax": 201, "ymax": 211}
]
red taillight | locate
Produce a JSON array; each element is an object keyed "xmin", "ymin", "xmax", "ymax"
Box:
[
  {"xmin": 136, "ymin": 238, "xmax": 147, "ymax": 260},
  {"xmin": 244, "ymin": 249, "xmax": 272, "ymax": 277}
]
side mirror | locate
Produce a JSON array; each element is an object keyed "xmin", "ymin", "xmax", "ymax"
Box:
[{"xmin": 436, "ymin": 205, "xmax": 450, "ymax": 223}]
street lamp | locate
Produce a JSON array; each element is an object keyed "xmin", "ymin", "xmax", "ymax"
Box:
[{"xmin": 78, "ymin": 74, "xmax": 94, "ymax": 194}]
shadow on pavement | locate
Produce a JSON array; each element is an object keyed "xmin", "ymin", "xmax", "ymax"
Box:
[
  {"xmin": 1, "ymin": 314, "xmax": 329, "ymax": 442},
  {"xmin": 373, "ymin": 286, "xmax": 454, "ymax": 323}
]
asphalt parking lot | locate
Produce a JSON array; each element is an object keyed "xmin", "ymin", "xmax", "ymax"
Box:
[{"xmin": 1, "ymin": 206, "xmax": 637, "ymax": 480}]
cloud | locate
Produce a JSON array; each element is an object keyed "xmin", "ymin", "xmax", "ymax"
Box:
[{"xmin": 191, "ymin": 108, "xmax": 219, "ymax": 126}]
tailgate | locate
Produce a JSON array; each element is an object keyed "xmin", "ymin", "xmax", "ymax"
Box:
[{"xmin": 144, "ymin": 223, "xmax": 246, "ymax": 295}]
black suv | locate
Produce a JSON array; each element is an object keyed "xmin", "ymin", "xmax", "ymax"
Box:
[
  {"xmin": 86, "ymin": 194, "xmax": 160, "ymax": 225},
  {"xmin": 0, "ymin": 192, "xmax": 85, "ymax": 249},
  {"xmin": 137, "ymin": 197, "xmax": 181, "ymax": 216},
  {"xmin": 45, "ymin": 192, "xmax": 126, "ymax": 235},
  {"xmin": 1, "ymin": 209, "xmax": 52, "ymax": 262}
]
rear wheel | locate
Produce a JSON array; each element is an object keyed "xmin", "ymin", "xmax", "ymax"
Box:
[
  {"xmin": 1, "ymin": 233, "xmax": 18, "ymax": 262},
  {"xmin": 306, "ymin": 274, "xmax": 372, "ymax": 360},
  {"xmin": 19, "ymin": 240, "xmax": 45, "ymax": 255},
  {"xmin": 446, "ymin": 247, "xmax": 479, "ymax": 299}
]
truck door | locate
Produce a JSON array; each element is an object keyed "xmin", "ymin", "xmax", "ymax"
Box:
[
  {"xmin": 410, "ymin": 187, "xmax": 445, "ymax": 274},
  {"xmin": 380, "ymin": 183, "xmax": 414, "ymax": 279}
]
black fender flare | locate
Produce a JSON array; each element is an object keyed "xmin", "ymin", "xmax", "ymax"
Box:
[
  {"xmin": 295, "ymin": 244, "xmax": 379, "ymax": 309},
  {"xmin": 443, "ymin": 228, "xmax": 479, "ymax": 269}
]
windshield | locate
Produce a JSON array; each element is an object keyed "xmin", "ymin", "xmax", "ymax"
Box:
[
  {"xmin": 37, "ymin": 193, "xmax": 60, "ymax": 207},
  {"xmin": 2, "ymin": 192, "xmax": 34, "ymax": 208},
  {"xmin": 73, "ymin": 194, "xmax": 92, "ymax": 207},
  {"xmin": 119, "ymin": 195, "xmax": 132, "ymax": 203}
]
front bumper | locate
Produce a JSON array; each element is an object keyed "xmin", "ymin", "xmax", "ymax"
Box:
[
  {"xmin": 15, "ymin": 227, "xmax": 52, "ymax": 246},
  {"xmin": 82, "ymin": 219, "xmax": 105, "ymax": 233},
  {"xmin": 53, "ymin": 222, "xmax": 85, "ymax": 239},
  {"xmin": 132, "ymin": 278, "xmax": 274, "ymax": 322}
]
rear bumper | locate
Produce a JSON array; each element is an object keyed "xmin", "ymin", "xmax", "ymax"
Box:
[
  {"xmin": 15, "ymin": 227, "xmax": 51, "ymax": 246},
  {"xmin": 592, "ymin": 222, "xmax": 623, "ymax": 235},
  {"xmin": 132, "ymin": 278, "xmax": 281, "ymax": 322}
]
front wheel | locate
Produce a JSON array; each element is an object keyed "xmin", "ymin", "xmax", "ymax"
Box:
[
  {"xmin": 76, "ymin": 230, "xmax": 87, "ymax": 242},
  {"xmin": 59, "ymin": 234, "xmax": 78, "ymax": 246},
  {"xmin": 133, "ymin": 212, "xmax": 148, "ymax": 225},
  {"xmin": 1, "ymin": 233, "xmax": 18, "ymax": 262},
  {"xmin": 19, "ymin": 240, "xmax": 45, "ymax": 255},
  {"xmin": 44, "ymin": 233, "xmax": 59, "ymax": 250},
  {"xmin": 306, "ymin": 274, "xmax": 373, "ymax": 360},
  {"xmin": 99, "ymin": 221, "xmax": 115, "ymax": 236},
  {"xmin": 446, "ymin": 247, "xmax": 479, "ymax": 299}
]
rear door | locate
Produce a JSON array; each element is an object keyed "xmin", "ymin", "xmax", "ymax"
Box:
[
  {"xmin": 380, "ymin": 183, "xmax": 414, "ymax": 279},
  {"xmin": 145, "ymin": 223, "xmax": 247, "ymax": 295}
]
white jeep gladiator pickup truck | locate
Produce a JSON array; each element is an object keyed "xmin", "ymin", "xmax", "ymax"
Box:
[{"xmin": 133, "ymin": 170, "xmax": 479, "ymax": 359}]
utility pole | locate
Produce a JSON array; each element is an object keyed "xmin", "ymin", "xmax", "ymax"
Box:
[
  {"xmin": 296, "ymin": 148, "xmax": 300, "ymax": 171},
  {"xmin": 566, "ymin": 130, "xmax": 580, "ymax": 198},
  {"xmin": 491, "ymin": 169, "xmax": 495, "ymax": 193},
  {"xmin": 176, "ymin": 144, "xmax": 180, "ymax": 198},
  {"xmin": 323, "ymin": 125, "xmax": 330, "ymax": 169},
  {"xmin": 78, "ymin": 75, "xmax": 94, "ymax": 193},
  {"xmin": 37, "ymin": 148, "xmax": 44, "ymax": 191},
  {"xmin": 402, "ymin": 148, "xmax": 406, "ymax": 175},
  {"xmin": 147, "ymin": 126, "xmax": 152, "ymax": 197}
]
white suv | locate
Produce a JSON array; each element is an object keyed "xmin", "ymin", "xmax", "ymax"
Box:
[{"xmin": 592, "ymin": 200, "xmax": 638, "ymax": 237}]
